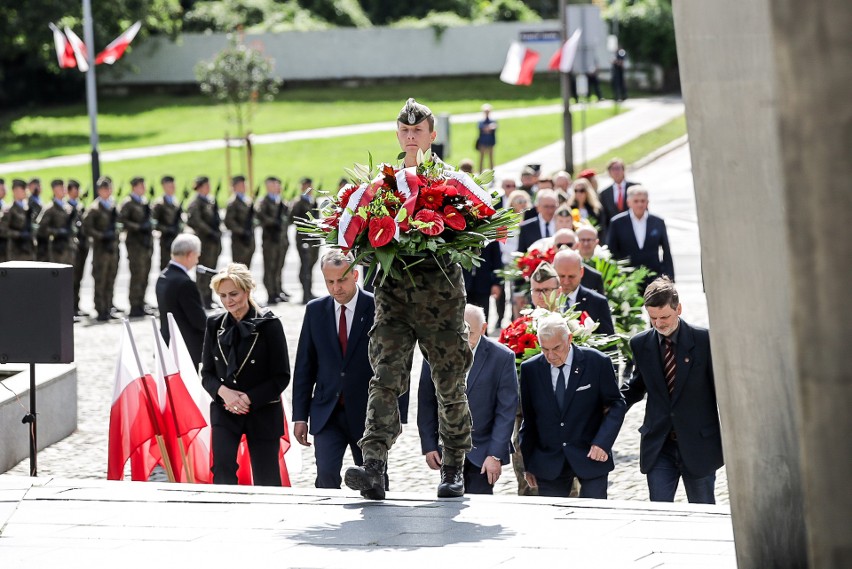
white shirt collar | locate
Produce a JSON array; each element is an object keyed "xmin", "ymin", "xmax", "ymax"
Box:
[
  {"xmin": 169, "ymin": 260, "xmax": 191, "ymax": 275},
  {"xmin": 549, "ymin": 345, "xmax": 575, "ymax": 391},
  {"xmin": 629, "ymin": 209, "xmax": 647, "ymax": 222},
  {"xmin": 335, "ymin": 287, "xmax": 360, "ymax": 317}
]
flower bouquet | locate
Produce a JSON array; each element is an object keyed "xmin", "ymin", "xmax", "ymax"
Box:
[
  {"xmin": 297, "ymin": 149, "xmax": 519, "ymax": 285},
  {"xmin": 495, "ymin": 246, "xmax": 556, "ymax": 294}
]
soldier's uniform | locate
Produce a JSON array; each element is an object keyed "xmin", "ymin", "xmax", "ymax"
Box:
[
  {"xmin": 186, "ymin": 192, "xmax": 222, "ymax": 307},
  {"xmin": 28, "ymin": 193, "xmax": 47, "ymax": 261},
  {"xmin": 224, "ymin": 193, "xmax": 255, "ymax": 267},
  {"xmin": 119, "ymin": 193, "xmax": 154, "ymax": 316},
  {"xmin": 83, "ymin": 198, "xmax": 119, "ymax": 321},
  {"xmin": 0, "ymin": 200, "xmax": 35, "ymax": 261},
  {"xmin": 151, "ymin": 194, "xmax": 182, "ymax": 270},
  {"xmin": 36, "ymin": 197, "xmax": 76, "ymax": 265},
  {"xmin": 67, "ymin": 195, "xmax": 88, "ymax": 315},
  {"xmin": 0, "ymin": 201, "xmax": 7, "ymax": 263},
  {"xmin": 256, "ymin": 193, "xmax": 289, "ymax": 302},
  {"xmin": 290, "ymin": 191, "xmax": 319, "ymax": 302}
]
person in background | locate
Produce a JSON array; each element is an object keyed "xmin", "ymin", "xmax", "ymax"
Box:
[
  {"xmin": 476, "ymin": 103, "xmax": 497, "ymax": 173},
  {"xmin": 568, "ymin": 177, "xmax": 606, "ymax": 241},
  {"xmin": 152, "ymin": 175, "xmax": 183, "ymax": 271}
]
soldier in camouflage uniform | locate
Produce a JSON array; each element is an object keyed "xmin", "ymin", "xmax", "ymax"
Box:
[
  {"xmin": 186, "ymin": 176, "xmax": 222, "ymax": 308},
  {"xmin": 0, "ymin": 178, "xmax": 7, "ymax": 262},
  {"xmin": 0, "ymin": 180, "xmax": 35, "ymax": 261},
  {"xmin": 256, "ymin": 176, "xmax": 290, "ymax": 304},
  {"xmin": 290, "ymin": 177, "xmax": 319, "ymax": 304},
  {"xmin": 36, "ymin": 179, "xmax": 76, "ymax": 265},
  {"xmin": 27, "ymin": 178, "xmax": 47, "ymax": 260},
  {"xmin": 120, "ymin": 177, "xmax": 155, "ymax": 317},
  {"xmin": 83, "ymin": 177, "xmax": 120, "ymax": 322},
  {"xmin": 345, "ymin": 99, "xmax": 473, "ymax": 500},
  {"xmin": 67, "ymin": 180, "xmax": 89, "ymax": 317},
  {"xmin": 151, "ymin": 175, "xmax": 183, "ymax": 270},
  {"xmin": 224, "ymin": 175, "xmax": 255, "ymax": 267}
]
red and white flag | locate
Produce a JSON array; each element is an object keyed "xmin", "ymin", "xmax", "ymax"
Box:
[
  {"xmin": 107, "ymin": 325, "xmax": 163, "ymax": 481},
  {"xmin": 96, "ymin": 21, "xmax": 141, "ymax": 65},
  {"xmin": 49, "ymin": 23, "xmax": 76, "ymax": 69},
  {"xmin": 63, "ymin": 26, "xmax": 90, "ymax": 72},
  {"xmin": 548, "ymin": 29, "xmax": 583, "ymax": 73},
  {"xmin": 153, "ymin": 319, "xmax": 209, "ymax": 484},
  {"xmin": 500, "ymin": 42, "xmax": 540, "ymax": 86}
]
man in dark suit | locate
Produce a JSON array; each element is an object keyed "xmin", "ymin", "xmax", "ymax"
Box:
[
  {"xmin": 553, "ymin": 228, "xmax": 605, "ymax": 295},
  {"xmin": 598, "ymin": 158, "xmax": 636, "ymax": 229},
  {"xmin": 462, "ymin": 240, "xmax": 503, "ymax": 326},
  {"xmin": 517, "ymin": 189, "xmax": 558, "ymax": 253},
  {"xmin": 155, "ymin": 234, "xmax": 207, "ymax": 369},
  {"xmin": 553, "ymin": 250, "xmax": 614, "ymax": 335},
  {"xmin": 291, "ymin": 250, "xmax": 377, "ymax": 489},
  {"xmin": 418, "ymin": 305, "xmax": 518, "ymax": 494},
  {"xmin": 621, "ymin": 277, "xmax": 723, "ymax": 504},
  {"xmin": 520, "ymin": 315, "xmax": 626, "ymax": 498},
  {"xmin": 607, "ymin": 185, "xmax": 674, "ymax": 287}
]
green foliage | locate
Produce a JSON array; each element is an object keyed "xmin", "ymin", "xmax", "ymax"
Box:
[
  {"xmin": 295, "ymin": 0, "xmax": 372, "ymax": 27},
  {"xmin": 184, "ymin": 0, "xmax": 330, "ymax": 33},
  {"xmin": 195, "ymin": 34, "xmax": 280, "ymax": 139},
  {"xmin": 474, "ymin": 0, "xmax": 542, "ymax": 22},
  {"xmin": 606, "ymin": 0, "xmax": 677, "ymax": 69}
]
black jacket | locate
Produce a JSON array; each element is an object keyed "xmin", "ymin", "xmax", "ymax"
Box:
[{"xmin": 155, "ymin": 263, "xmax": 207, "ymax": 367}]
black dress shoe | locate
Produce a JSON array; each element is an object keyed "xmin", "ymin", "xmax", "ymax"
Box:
[
  {"xmin": 278, "ymin": 290, "xmax": 291, "ymax": 300},
  {"xmin": 74, "ymin": 309, "xmax": 90, "ymax": 318},
  {"xmin": 143, "ymin": 305, "xmax": 158, "ymax": 315},
  {"xmin": 437, "ymin": 465, "xmax": 464, "ymax": 498},
  {"xmin": 266, "ymin": 296, "xmax": 279, "ymax": 305},
  {"xmin": 344, "ymin": 459, "xmax": 386, "ymax": 500},
  {"xmin": 128, "ymin": 308, "xmax": 146, "ymax": 318}
]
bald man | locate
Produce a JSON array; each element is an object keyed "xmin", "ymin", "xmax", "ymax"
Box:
[{"xmin": 553, "ymin": 250, "xmax": 614, "ymax": 335}]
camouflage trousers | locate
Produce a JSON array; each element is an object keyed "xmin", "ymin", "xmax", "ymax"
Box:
[{"xmin": 360, "ymin": 263, "xmax": 473, "ymax": 467}]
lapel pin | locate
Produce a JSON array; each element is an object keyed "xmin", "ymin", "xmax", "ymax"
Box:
[{"xmin": 684, "ymin": 357, "xmax": 690, "ymax": 363}]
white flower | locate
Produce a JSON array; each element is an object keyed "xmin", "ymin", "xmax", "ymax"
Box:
[{"xmin": 621, "ymin": 301, "xmax": 631, "ymax": 316}]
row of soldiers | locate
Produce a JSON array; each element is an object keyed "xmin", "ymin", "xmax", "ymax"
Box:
[{"xmin": 0, "ymin": 174, "xmax": 318, "ymax": 322}]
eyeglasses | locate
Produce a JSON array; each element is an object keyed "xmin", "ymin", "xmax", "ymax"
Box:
[
  {"xmin": 574, "ymin": 189, "xmax": 586, "ymax": 193},
  {"xmin": 556, "ymin": 242, "xmax": 575, "ymax": 249},
  {"xmin": 578, "ymin": 238, "xmax": 596, "ymax": 243},
  {"xmin": 531, "ymin": 287, "xmax": 559, "ymax": 295}
]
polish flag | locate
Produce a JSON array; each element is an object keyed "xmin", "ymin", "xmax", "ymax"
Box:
[
  {"xmin": 49, "ymin": 23, "xmax": 76, "ymax": 69},
  {"xmin": 153, "ymin": 320, "xmax": 209, "ymax": 484},
  {"xmin": 96, "ymin": 21, "xmax": 141, "ymax": 65},
  {"xmin": 548, "ymin": 29, "xmax": 583, "ymax": 73},
  {"xmin": 500, "ymin": 42, "xmax": 540, "ymax": 86},
  {"xmin": 107, "ymin": 325, "xmax": 163, "ymax": 481},
  {"xmin": 63, "ymin": 27, "xmax": 90, "ymax": 72}
]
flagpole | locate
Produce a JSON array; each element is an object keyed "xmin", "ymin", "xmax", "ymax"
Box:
[
  {"xmin": 559, "ymin": 0, "xmax": 575, "ymax": 175},
  {"xmin": 123, "ymin": 319, "xmax": 176, "ymax": 482},
  {"xmin": 151, "ymin": 318, "xmax": 195, "ymax": 483},
  {"xmin": 82, "ymin": 0, "xmax": 101, "ymax": 187}
]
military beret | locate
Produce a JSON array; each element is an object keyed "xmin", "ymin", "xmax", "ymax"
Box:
[
  {"xmin": 161, "ymin": 175, "xmax": 175, "ymax": 184},
  {"xmin": 28, "ymin": 177, "xmax": 41, "ymax": 185},
  {"xmin": 264, "ymin": 176, "xmax": 281, "ymax": 184},
  {"xmin": 194, "ymin": 176, "xmax": 209, "ymax": 189},
  {"xmin": 232, "ymin": 175, "xmax": 246, "ymax": 185},
  {"xmin": 96, "ymin": 176, "xmax": 112, "ymax": 189},
  {"xmin": 67, "ymin": 179, "xmax": 81, "ymax": 189},
  {"xmin": 51, "ymin": 179, "xmax": 64, "ymax": 188},
  {"xmin": 130, "ymin": 176, "xmax": 145, "ymax": 187},
  {"xmin": 397, "ymin": 98, "xmax": 432, "ymax": 126},
  {"xmin": 12, "ymin": 179, "xmax": 26, "ymax": 189},
  {"xmin": 531, "ymin": 261, "xmax": 558, "ymax": 283}
]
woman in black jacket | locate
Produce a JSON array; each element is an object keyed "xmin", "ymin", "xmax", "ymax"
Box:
[{"xmin": 201, "ymin": 263, "xmax": 290, "ymax": 485}]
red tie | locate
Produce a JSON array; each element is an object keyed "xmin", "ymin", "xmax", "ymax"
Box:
[
  {"xmin": 616, "ymin": 184, "xmax": 625, "ymax": 211},
  {"xmin": 663, "ymin": 337, "xmax": 676, "ymax": 396},
  {"xmin": 338, "ymin": 306, "xmax": 348, "ymax": 355}
]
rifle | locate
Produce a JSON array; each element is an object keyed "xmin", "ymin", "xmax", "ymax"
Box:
[{"xmin": 242, "ymin": 196, "xmax": 255, "ymax": 246}]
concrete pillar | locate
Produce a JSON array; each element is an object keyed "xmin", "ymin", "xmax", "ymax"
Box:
[{"xmin": 672, "ymin": 1, "xmax": 851, "ymax": 568}]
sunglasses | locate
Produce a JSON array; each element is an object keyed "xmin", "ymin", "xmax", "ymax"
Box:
[
  {"xmin": 556, "ymin": 242, "xmax": 575, "ymax": 249},
  {"xmin": 574, "ymin": 189, "xmax": 586, "ymax": 193}
]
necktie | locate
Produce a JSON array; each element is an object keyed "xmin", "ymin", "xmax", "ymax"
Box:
[
  {"xmin": 616, "ymin": 184, "xmax": 625, "ymax": 211},
  {"xmin": 544, "ymin": 221, "xmax": 550, "ymax": 238},
  {"xmin": 338, "ymin": 306, "xmax": 348, "ymax": 355},
  {"xmin": 663, "ymin": 337, "xmax": 676, "ymax": 396},
  {"xmin": 555, "ymin": 365, "xmax": 566, "ymax": 412}
]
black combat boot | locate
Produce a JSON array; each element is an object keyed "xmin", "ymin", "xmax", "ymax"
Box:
[
  {"xmin": 344, "ymin": 459, "xmax": 386, "ymax": 500},
  {"xmin": 437, "ymin": 464, "xmax": 465, "ymax": 498}
]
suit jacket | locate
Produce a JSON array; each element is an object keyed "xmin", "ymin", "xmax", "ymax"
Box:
[
  {"xmin": 517, "ymin": 215, "xmax": 550, "ymax": 253},
  {"xmin": 462, "ymin": 240, "xmax": 504, "ymax": 298},
  {"xmin": 566, "ymin": 285, "xmax": 615, "ymax": 335},
  {"xmin": 581, "ymin": 264, "xmax": 605, "ymax": 295},
  {"xmin": 417, "ymin": 336, "xmax": 518, "ymax": 467},
  {"xmin": 598, "ymin": 181, "xmax": 636, "ymax": 227},
  {"xmin": 292, "ymin": 290, "xmax": 376, "ymax": 438},
  {"xmin": 155, "ymin": 263, "xmax": 207, "ymax": 367},
  {"xmin": 606, "ymin": 212, "xmax": 674, "ymax": 282},
  {"xmin": 519, "ymin": 348, "xmax": 626, "ymax": 480},
  {"xmin": 621, "ymin": 320, "xmax": 724, "ymax": 478}
]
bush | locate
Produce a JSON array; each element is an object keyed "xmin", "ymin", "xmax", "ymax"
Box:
[
  {"xmin": 184, "ymin": 0, "xmax": 331, "ymax": 33},
  {"xmin": 474, "ymin": 0, "xmax": 542, "ymax": 23},
  {"xmin": 295, "ymin": 0, "xmax": 372, "ymax": 27}
]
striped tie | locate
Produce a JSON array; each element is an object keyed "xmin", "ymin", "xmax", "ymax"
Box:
[{"xmin": 663, "ymin": 337, "xmax": 676, "ymax": 396}]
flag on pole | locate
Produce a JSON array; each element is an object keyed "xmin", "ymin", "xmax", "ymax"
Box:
[
  {"xmin": 153, "ymin": 320, "xmax": 208, "ymax": 484},
  {"xmin": 500, "ymin": 42, "xmax": 540, "ymax": 86},
  {"xmin": 107, "ymin": 325, "xmax": 162, "ymax": 481},
  {"xmin": 49, "ymin": 23, "xmax": 76, "ymax": 69},
  {"xmin": 96, "ymin": 21, "xmax": 141, "ymax": 65},
  {"xmin": 63, "ymin": 26, "xmax": 90, "ymax": 72},
  {"xmin": 548, "ymin": 29, "xmax": 583, "ymax": 73}
]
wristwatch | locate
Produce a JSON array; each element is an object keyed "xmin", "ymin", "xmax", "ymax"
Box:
[{"xmin": 489, "ymin": 456, "xmax": 502, "ymax": 463}]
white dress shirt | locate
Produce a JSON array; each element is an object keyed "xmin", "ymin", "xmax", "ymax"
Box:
[
  {"xmin": 538, "ymin": 217, "xmax": 556, "ymax": 239},
  {"xmin": 629, "ymin": 209, "xmax": 648, "ymax": 249},
  {"xmin": 549, "ymin": 346, "xmax": 575, "ymax": 392},
  {"xmin": 334, "ymin": 287, "xmax": 360, "ymax": 339}
]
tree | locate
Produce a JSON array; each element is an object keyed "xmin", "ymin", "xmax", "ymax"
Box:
[{"xmin": 606, "ymin": 0, "xmax": 679, "ymax": 91}]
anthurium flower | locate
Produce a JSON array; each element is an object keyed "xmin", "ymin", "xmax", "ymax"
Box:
[
  {"xmin": 441, "ymin": 206, "xmax": 467, "ymax": 231},
  {"xmin": 368, "ymin": 216, "xmax": 396, "ymax": 247},
  {"xmin": 414, "ymin": 209, "xmax": 445, "ymax": 236}
]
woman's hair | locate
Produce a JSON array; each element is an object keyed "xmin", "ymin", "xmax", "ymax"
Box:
[
  {"xmin": 211, "ymin": 263, "xmax": 260, "ymax": 310},
  {"xmin": 507, "ymin": 189, "xmax": 531, "ymax": 210},
  {"xmin": 570, "ymin": 178, "xmax": 602, "ymax": 213}
]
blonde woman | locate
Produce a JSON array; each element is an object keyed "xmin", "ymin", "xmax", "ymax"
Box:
[{"xmin": 568, "ymin": 178, "xmax": 607, "ymax": 239}]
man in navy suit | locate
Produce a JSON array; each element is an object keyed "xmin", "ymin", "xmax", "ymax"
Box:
[
  {"xmin": 553, "ymin": 250, "xmax": 614, "ymax": 335},
  {"xmin": 520, "ymin": 315, "xmax": 626, "ymax": 498},
  {"xmin": 517, "ymin": 189, "xmax": 559, "ymax": 253},
  {"xmin": 155, "ymin": 234, "xmax": 207, "ymax": 368},
  {"xmin": 606, "ymin": 185, "xmax": 674, "ymax": 287},
  {"xmin": 418, "ymin": 305, "xmax": 518, "ymax": 494},
  {"xmin": 292, "ymin": 250, "xmax": 377, "ymax": 489},
  {"xmin": 553, "ymin": 229, "xmax": 605, "ymax": 295},
  {"xmin": 621, "ymin": 277, "xmax": 723, "ymax": 504},
  {"xmin": 598, "ymin": 158, "xmax": 636, "ymax": 229}
]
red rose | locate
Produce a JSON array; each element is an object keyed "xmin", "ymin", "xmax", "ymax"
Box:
[
  {"xmin": 441, "ymin": 206, "xmax": 467, "ymax": 231},
  {"xmin": 414, "ymin": 209, "xmax": 445, "ymax": 236},
  {"xmin": 368, "ymin": 216, "xmax": 396, "ymax": 248},
  {"xmin": 417, "ymin": 187, "xmax": 445, "ymax": 210}
]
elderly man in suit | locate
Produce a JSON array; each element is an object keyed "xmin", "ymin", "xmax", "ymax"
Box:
[
  {"xmin": 607, "ymin": 185, "xmax": 674, "ymax": 287},
  {"xmin": 553, "ymin": 228, "xmax": 605, "ymax": 295},
  {"xmin": 155, "ymin": 234, "xmax": 207, "ymax": 369},
  {"xmin": 598, "ymin": 158, "xmax": 636, "ymax": 229},
  {"xmin": 418, "ymin": 305, "xmax": 518, "ymax": 494},
  {"xmin": 517, "ymin": 189, "xmax": 559, "ymax": 253},
  {"xmin": 621, "ymin": 277, "xmax": 723, "ymax": 503},
  {"xmin": 553, "ymin": 249, "xmax": 614, "ymax": 335},
  {"xmin": 520, "ymin": 315, "xmax": 626, "ymax": 498}
]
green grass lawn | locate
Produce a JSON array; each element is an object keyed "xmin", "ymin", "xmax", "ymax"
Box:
[
  {"xmin": 3, "ymin": 106, "xmax": 622, "ymax": 203},
  {"xmin": 584, "ymin": 114, "xmax": 687, "ymax": 173},
  {"xmin": 1, "ymin": 76, "xmax": 574, "ymax": 163}
]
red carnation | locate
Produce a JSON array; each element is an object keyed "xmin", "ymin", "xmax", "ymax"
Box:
[
  {"xmin": 417, "ymin": 187, "xmax": 445, "ymax": 211},
  {"xmin": 441, "ymin": 206, "xmax": 467, "ymax": 231},
  {"xmin": 337, "ymin": 184, "xmax": 359, "ymax": 208},
  {"xmin": 414, "ymin": 209, "xmax": 445, "ymax": 236},
  {"xmin": 368, "ymin": 216, "xmax": 396, "ymax": 248}
]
